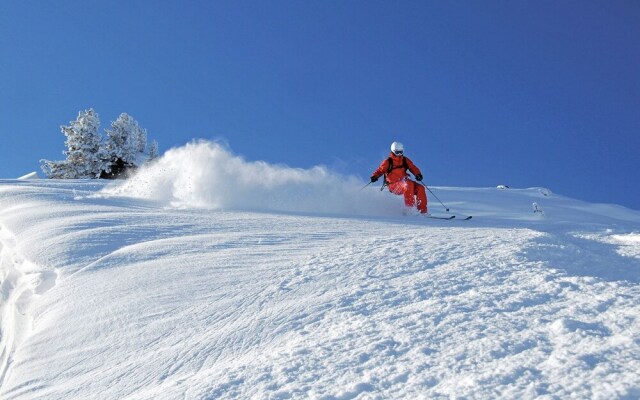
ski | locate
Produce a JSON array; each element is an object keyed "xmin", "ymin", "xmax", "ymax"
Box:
[
  {"xmin": 425, "ymin": 215, "xmax": 456, "ymax": 220},
  {"xmin": 425, "ymin": 214, "xmax": 473, "ymax": 220}
]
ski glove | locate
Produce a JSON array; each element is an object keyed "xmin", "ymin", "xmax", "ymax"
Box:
[
  {"xmin": 415, "ymin": 174, "xmax": 423, "ymax": 181},
  {"xmin": 370, "ymin": 176, "xmax": 378, "ymax": 183}
]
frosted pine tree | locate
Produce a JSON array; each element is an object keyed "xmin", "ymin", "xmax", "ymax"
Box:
[
  {"xmin": 64, "ymin": 109, "xmax": 104, "ymax": 178},
  {"xmin": 104, "ymin": 113, "xmax": 137, "ymax": 166},
  {"xmin": 102, "ymin": 113, "xmax": 149, "ymax": 177},
  {"xmin": 41, "ymin": 108, "xmax": 104, "ymax": 178},
  {"xmin": 136, "ymin": 125, "xmax": 147, "ymax": 154},
  {"xmin": 147, "ymin": 140, "xmax": 159, "ymax": 162},
  {"xmin": 40, "ymin": 159, "xmax": 75, "ymax": 179}
]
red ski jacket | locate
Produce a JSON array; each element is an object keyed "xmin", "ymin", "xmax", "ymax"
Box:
[{"xmin": 372, "ymin": 153, "xmax": 422, "ymax": 184}]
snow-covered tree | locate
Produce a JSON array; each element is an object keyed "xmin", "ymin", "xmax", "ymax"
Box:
[
  {"xmin": 42, "ymin": 109, "xmax": 155, "ymax": 179},
  {"xmin": 103, "ymin": 113, "xmax": 140, "ymax": 166},
  {"xmin": 137, "ymin": 126, "xmax": 147, "ymax": 154},
  {"xmin": 100, "ymin": 113, "xmax": 150, "ymax": 178},
  {"xmin": 147, "ymin": 140, "xmax": 159, "ymax": 162},
  {"xmin": 40, "ymin": 159, "xmax": 76, "ymax": 179},
  {"xmin": 41, "ymin": 108, "xmax": 105, "ymax": 178}
]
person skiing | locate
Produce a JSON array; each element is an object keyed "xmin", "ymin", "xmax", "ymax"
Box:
[{"xmin": 370, "ymin": 141, "xmax": 428, "ymax": 214}]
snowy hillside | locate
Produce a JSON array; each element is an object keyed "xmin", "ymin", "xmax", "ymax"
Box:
[{"xmin": 1, "ymin": 142, "xmax": 639, "ymax": 399}]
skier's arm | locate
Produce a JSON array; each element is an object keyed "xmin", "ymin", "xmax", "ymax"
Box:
[
  {"xmin": 406, "ymin": 158, "xmax": 423, "ymax": 181},
  {"xmin": 371, "ymin": 159, "xmax": 390, "ymax": 181}
]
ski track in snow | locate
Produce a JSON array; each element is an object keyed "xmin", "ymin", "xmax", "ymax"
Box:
[{"xmin": 0, "ymin": 177, "xmax": 639, "ymax": 399}]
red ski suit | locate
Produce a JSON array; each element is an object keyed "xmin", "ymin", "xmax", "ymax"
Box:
[{"xmin": 372, "ymin": 153, "xmax": 428, "ymax": 213}]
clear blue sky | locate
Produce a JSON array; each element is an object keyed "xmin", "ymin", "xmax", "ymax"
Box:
[{"xmin": 1, "ymin": 1, "xmax": 638, "ymax": 209}]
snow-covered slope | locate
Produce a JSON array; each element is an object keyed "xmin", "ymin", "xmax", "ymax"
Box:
[{"xmin": 1, "ymin": 143, "xmax": 639, "ymax": 399}]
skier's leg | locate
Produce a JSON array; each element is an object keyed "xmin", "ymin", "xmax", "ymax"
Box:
[
  {"xmin": 388, "ymin": 181, "xmax": 406, "ymax": 196},
  {"xmin": 415, "ymin": 184, "xmax": 428, "ymax": 214},
  {"xmin": 403, "ymin": 180, "xmax": 416, "ymax": 208},
  {"xmin": 388, "ymin": 181, "xmax": 414, "ymax": 208}
]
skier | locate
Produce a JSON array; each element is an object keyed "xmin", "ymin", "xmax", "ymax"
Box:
[{"xmin": 370, "ymin": 141, "xmax": 428, "ymax": 214}]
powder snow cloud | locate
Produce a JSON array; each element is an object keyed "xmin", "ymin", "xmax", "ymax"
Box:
[{"xmin": 100, "ymin": 140, "xmax": 398, "ymax": 215}]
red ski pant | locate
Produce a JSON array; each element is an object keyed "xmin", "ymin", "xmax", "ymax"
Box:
[{"xmin": 388, "ymin": 180, "xmax": 428, "ymax": 213}]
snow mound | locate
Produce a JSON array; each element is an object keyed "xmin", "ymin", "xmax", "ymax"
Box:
[
  {"xmin": 16, "ymin": 172, "xmax": 39, "ymax": 180},
  {"xmin": 99, "ymin": 141, "xmax": 398, "ymax": 215}
]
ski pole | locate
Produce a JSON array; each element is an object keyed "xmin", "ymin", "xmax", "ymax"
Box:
[
  {"xmin": 418, "ymin": 182, "xmax": 450, "ymax": 212},
  {"xmin": 359, "ymin": 181, "xmax": 373, "ymax": 191}
]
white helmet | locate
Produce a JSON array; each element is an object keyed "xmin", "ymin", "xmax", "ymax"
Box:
[{"xmin": 390, "ymin": 141, "xmax": 404, "ymax": 155}]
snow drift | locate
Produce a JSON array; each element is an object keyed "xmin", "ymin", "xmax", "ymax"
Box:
[{"xmin": 100, "ymin": 141, "xmax": 398, "ymax": 215}]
